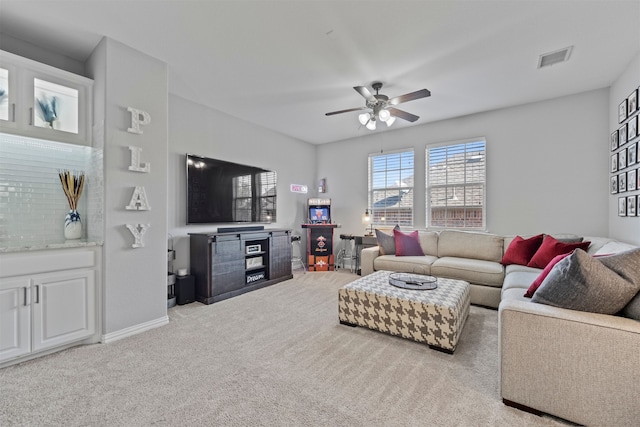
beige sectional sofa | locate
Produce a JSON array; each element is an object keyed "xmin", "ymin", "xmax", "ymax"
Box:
[{"xmin": 360, "ymin": 230, "xmax": 640, "ymax": 426}]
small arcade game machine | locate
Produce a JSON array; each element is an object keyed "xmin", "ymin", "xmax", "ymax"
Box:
[{"xmin": 302, "ymin": 198, "xmax": 337, "ymax": 271}]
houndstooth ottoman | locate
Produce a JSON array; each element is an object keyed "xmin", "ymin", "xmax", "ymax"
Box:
[{"xmin": 338, "ymin": 270, "xmax": 471, "ymax": 353}]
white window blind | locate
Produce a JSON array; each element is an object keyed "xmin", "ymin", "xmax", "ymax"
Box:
[
  {"xmin": 426, "ymin": 139, "xmax": 486, "ymax": 229},
  {"xmin": 368, "ymin": 149, "xmax": 414, "ymax": 227}
]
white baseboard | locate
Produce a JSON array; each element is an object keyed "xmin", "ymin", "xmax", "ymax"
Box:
[{"xmin": 102, "ymin": 315, "xmax": 169, "ymax": 344}]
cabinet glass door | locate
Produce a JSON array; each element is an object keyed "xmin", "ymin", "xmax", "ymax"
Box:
[
  {"xmin": 0, "ymin": 67, "xmax": 10, "ymax": 122},
  {"xmin": 33, "ymin": 77, "xmax": 79, "ymax": 134}
]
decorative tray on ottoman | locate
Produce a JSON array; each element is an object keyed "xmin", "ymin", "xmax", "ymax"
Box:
[{"xmin": 388, "ymin": 273, "xmax": 437, "ymax": 290}]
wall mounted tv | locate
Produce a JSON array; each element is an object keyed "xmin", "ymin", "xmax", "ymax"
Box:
[{"xmin": 186, "ymin": 154, "xmax": 277, "ymax": 224}]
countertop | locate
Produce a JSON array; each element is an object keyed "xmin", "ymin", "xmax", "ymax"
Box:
[{"xmin": 0, "ymin": 239, "xmax": 103, "ymax": 253}]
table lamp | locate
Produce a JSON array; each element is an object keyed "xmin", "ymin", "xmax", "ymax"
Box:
[{"xmin": 362, "ymin": 209, "xmax": 373, "ymax": 236}]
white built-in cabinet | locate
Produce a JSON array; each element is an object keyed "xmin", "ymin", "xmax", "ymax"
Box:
[
  {"xmin": 0, "ymin": 49, "xmax": 93, "ymax": 146},
  {"xmin": 0, "ymin": 247, "xmax": 100, "ymax": 366}
]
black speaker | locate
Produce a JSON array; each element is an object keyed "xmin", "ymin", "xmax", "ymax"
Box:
[{"xmin": 175, "ymin": 275, "xmax": 195, "ymax": 305}]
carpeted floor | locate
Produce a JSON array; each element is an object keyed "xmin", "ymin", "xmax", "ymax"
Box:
[{"xmin": 0, "ymin": 271, "xmax": 569, "ymax": 426}]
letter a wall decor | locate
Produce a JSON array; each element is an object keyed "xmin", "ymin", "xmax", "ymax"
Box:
[{"xmin": 126, "ymin": 186, "xmax": 151, "ymax": 211}]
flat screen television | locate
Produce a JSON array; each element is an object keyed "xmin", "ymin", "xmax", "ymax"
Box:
[{"xmin": 186, "ymin": 154, "xmax": 277, "ymax": 224}]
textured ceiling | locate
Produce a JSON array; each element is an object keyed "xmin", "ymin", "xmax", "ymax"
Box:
[{"xmin": 1, "ymin": 0, "xmax": 639, "ymax": 144}]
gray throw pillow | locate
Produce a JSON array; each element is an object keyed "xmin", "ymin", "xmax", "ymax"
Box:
[
  {"xmin": 375, "ymin": 225, "xmax": 400, "ymax": 255},
  {"xmin": 531, "ymin": 248, "xmax": 640, "ymax": 314},
  {"xmin": 621, "ymin": 292, "xmax": 640, "ymax": 320}
]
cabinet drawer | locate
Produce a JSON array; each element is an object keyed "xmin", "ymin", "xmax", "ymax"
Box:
[{"xmin": 0, "ymin": 248, "xmax": 96, "ymax": 278}]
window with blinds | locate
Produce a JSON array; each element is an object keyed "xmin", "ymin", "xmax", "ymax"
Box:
[
  {"xmin": 233, "ymin": 171, "xmax": 277, "ymax": 222},
  {"xmin": 368, "ymin": 149, "xmax": 414, "ymax": 227},
  {"xmin": 426, "ymin": 139, "xmax": 486, "ymax": 229}
]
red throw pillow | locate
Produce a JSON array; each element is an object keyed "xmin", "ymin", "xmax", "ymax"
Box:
[
  {"xmin": 527, "ymin": 235, "xmax": 590, "ymax": 269},
  {"xmin": 501, "ymin": 234, "xmax": 544, "ymax": 266},
  {"xmin": 394, "ymin": 230, "xmax": 425, "ymax": 256},
  {"xmin": 524, "ymin": 252, "xmax": 571, "ymax": 297}
]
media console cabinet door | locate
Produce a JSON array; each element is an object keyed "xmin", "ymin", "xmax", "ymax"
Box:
[
  {"xmin": 210, "ymin": 238, "xmax": 245, "ymax": 295},
  {"xmin": 270, "ymin": 231, "xmax": 292, "ymax": 279}
]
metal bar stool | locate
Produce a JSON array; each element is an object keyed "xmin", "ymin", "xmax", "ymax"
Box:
[
  {"xmin": 291, "ymin": 234, "xmax": 306, "ymax": 273},
  {"xmin": 337, "ymin": 234, "xmax": 356, "ymax": 272}
]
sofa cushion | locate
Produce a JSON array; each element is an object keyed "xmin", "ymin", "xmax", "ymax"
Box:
[
  {"xmin": 373, "ymin": 255, "xmax": 437, "ymax": 275},
  {"xmin": 394, "ymin": 229, "xmax": 424, "ymax": 256},
  {"xmin": 527, "ymin": 235, "xmax": 590, "ymax": 269},
  {"xmin": 531, "ymin": 249, "xmax": 640, "ymax": 314},
  {"xmin": 505, "ymin": 264, "xmax": 542, "ymax": 275},
  {"xmin": 375, "ymin": 225, "xmax": 400, "ymax": 255},
  {"xmin": 594, "ymin": 241, "xmax": 637, "ymax": 256},
  {"xmin": 501, "ymin": 234, "xmax": 544, "ymax": 266},
  {"xmin": 502, "ymin": 271, "xmax": 540, "ymax": 292},
  {"xmin": 431, "ymin": 257, "xmax": 504, "ymax": 287},
  {"xmin": 418, "ymin": 231, "xmax": 439, "ymax": 256},
  {"xmin": 437, "ymin": 230, "xmax": 504, "ymax": 262}
]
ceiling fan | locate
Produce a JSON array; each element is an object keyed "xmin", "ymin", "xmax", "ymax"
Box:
[{"xmin": 325, "ymin": 82, "xmax": 431, "ymax": 130}]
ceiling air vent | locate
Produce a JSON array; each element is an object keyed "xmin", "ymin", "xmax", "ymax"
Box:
[{"xmin": 538, "ymin": 46, "xmax": 573, "ymax": 69}]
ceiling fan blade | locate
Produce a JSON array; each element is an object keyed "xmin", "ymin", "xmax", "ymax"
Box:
[
  {"xmin": 388, "ymin": 107, "xmax": 419, "ymax": 122},
  {"xmin": 325, "ymin": 106, "xmax": 367, "ymax": 116},
  {"xmin": 353, "ymin": 86, "xmax": 377, "ymax": 103},
  {"xmin": 388, "ymin": 89, "xmax": 431, "ymax": 106}
]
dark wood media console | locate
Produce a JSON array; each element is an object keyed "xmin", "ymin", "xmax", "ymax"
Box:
[{"xmin": 189, "ymin": 229, "xmax": 293, "ymax": 304}]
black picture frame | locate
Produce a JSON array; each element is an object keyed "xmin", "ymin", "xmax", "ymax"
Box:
[
  {"xmin": 628, "ymin": 114, "xmax": 638, "ymax": 140},
  {"xmin": 628, "ymin": 169, "xmax": 637, "ymax": 191},
  {"xmin": 618, "ymin": 148, "xmax": 627, "ymax": 170},
  {"xmin": 628, "ymin": 195, "xmax": 637, "ymax": 217},
  {"xmin": 619, "ymin": 99, "xmax": 628, "ymax": 123},
  {"xmin": 628, "ymin": 89, "xmax": 638, "ymax": 116},
  {"xmin": 619, "ymin": 123, "xmax": 628, "ymax": 147},
  {"xmin": 619, "ymin": 172, "xmax": 627, "ymax": 192},
  {"xmin": 611, "ymin": 175, "xmax": 618, "ymax": 194},
  {"xmin": 618, "ymin": 197, "xmax": 627, "ymax": 216},
  {"xmin": 611, "ymin": 153, "xmax": 618, "ymax": 173},
  {"xmin": 629, "ymin": 143, "xmax": 637, "ymax": 166},
  {"xmin": 611, "ymin": 129, "xmax": 619, "ymax": 151}
]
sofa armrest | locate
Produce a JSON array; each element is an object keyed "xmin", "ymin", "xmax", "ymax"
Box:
[
  {"xmin": 360, "ymin": 246, "xmax": 380, "ymax": 276},
  {"xmin": 499, "ymin": 299, "xmax": 640, "ymax": 426}
]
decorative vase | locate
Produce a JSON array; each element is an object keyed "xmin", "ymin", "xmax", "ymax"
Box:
[{"xmin": 64, "ymin": 210, "xmax": 82, "ymax": 240}]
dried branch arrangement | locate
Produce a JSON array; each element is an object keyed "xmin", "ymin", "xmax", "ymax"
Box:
[{"xmin": 58, "ymin": 169, "xmax": 85, "ymax": 211}]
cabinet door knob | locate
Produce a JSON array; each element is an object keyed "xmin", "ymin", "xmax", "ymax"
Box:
[
  {"xmin": 35, "ymin": 284, "xmax": 40, "ymax": 304},
  {"xmin": 11, "ymin": 103, "xmax": 16, "ymax": 122},
  {"xmin": 23, "ymin": 287, "xmax": 29, "ymax": 306},
  {"xmin": 29, "ymin": 107, "xmax": 33, "ymax": 126}
]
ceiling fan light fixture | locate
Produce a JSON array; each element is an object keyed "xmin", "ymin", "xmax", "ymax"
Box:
[
  {"xmin": 366, "ymin": 118, "xmax": 376, "ymax": 130},
  {"xmin": 385, "ymin": 116, "xmax": 396, "ymax": 127},
  {"xmin": 378, "ymin": 108, "xmax": 391, "ymax": 122},
  {"xmin": 358, "ymin": 112, "xmax": 370, "ymax": 125}
]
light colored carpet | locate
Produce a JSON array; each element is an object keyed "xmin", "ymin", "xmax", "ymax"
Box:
[{"xmin": 0, "ymin": 271, "xmax": 568, "ymax": 426}]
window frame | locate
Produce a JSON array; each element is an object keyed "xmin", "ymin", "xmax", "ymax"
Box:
[
  {"xmin": 368, "ymin": 148, "xmax": 415, "ymax": 228},
  {"xmin": 425, "ymin": 137, "xmax": 487, "ymax": 231}
]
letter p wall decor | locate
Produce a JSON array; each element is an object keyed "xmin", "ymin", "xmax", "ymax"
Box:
[{"xmin": 127, "ymin": 107, "xmax": 151, "ymax": 135}]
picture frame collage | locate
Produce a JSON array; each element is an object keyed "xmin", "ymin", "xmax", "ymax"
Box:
[{"xmin": 612, "ymin": 85, "xmax": 640, "ymax": 217}]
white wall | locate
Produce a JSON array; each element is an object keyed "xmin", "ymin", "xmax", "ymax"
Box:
[
  {"xmin": 87, "ymin": 38, "xmax": 169, "ymax": 336},
  {"xmin": 168, "ymin": 95, "xmax": 317, "ymax": 272},
  {"xmin": 609, "ymin": 52, "xmax": 640, "ymax": 245},
  {"xmin": 0, "ymin": 32, "xmax": 86, "ymax": 76},
  {"xmin": 317, "ymin": 88, "xmax": 610, "ymax": 239}
]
